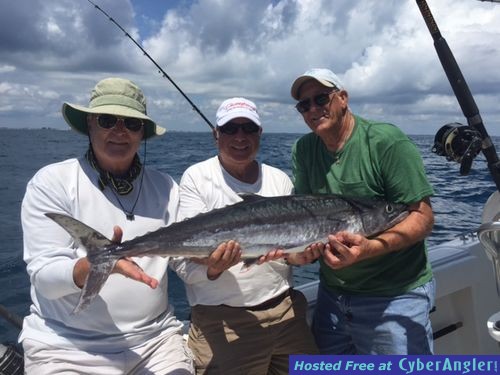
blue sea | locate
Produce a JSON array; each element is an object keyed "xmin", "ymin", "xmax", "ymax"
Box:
[{"xmin": 0, "ymin": 128, "xmax": 497, "ymax": 347}]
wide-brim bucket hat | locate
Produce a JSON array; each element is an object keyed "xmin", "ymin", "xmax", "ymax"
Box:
[{"xmin": 62, "ymin": 77, "xmax": 165, "ymax": 139}]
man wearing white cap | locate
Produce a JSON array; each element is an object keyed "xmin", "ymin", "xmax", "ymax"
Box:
[
  {"xmin": 170, "ymin": 97, "xmax": 318, "ymax": 374},
  {"xmin": 289, "ymin": 68, "xmax": 436, "ymax": 355},
  {"xmin": 20, "ymin": 77, "xmax": 195, "ymax": 373}
]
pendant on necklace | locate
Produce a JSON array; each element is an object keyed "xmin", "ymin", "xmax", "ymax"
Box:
[{"xmin": 126, "ymin": 213, "xmax": 135, "ymax": 221}]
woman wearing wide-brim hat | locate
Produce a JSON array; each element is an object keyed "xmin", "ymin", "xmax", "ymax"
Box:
[{"xmin": 19, "ymin": 77, "xmax": 195, "ymax": 374}]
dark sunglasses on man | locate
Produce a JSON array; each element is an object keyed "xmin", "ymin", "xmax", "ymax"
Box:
[
  {"xmin": 218, "ymin": 122, "xmax": 261, "ymax": 135},
  {"xmin": 96, "ymin": 114, "xmax": 144, "ymax": 132},
  {"xmin": 295, "ymin": 91, "xmax": 337, "ymax": 114}
]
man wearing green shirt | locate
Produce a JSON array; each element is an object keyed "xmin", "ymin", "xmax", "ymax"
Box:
[{"xmin": 288, "ymin": 68, "xmax": 435, "ymax": 354}]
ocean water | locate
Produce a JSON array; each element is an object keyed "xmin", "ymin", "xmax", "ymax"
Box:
[{"xmin": 0, "ymin": 128, "xmax": 497, "ymax": 346}]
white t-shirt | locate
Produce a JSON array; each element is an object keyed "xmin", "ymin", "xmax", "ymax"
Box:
[
  {"xmin": 170, "ymin": 156, "xmax": 294, "ymax": 307},
  {"xmin": 19, "ymin": 157, "xmax": 183, "ymax": 351}
]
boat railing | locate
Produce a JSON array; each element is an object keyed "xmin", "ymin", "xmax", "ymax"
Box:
[{"xmin": 478, "ymin": 221, "xmax": 500, "ymax": 296}]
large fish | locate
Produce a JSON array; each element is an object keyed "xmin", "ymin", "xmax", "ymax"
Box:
[{"xmin": 46, "ymin": 194, "xmax": 408, "ymax": 312}]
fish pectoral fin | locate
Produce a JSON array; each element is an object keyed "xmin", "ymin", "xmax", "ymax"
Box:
[{"xmin": 72, "ymin": 257, "xmax": 119, "ymax": 314}]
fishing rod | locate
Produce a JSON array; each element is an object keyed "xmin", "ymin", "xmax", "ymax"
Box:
[
  {"xmin": 86, "ymin": 0, "xmax": 215, "ymax": 130},
  {"xmin": 415, "ymin": 0, "xmax": 500, "ymax": 192}
]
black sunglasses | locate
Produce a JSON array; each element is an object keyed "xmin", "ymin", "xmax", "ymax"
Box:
[
  {"xmin": 295, "ymin": 91, "xmax": 335, "ymax": 114},
  {"xmin": 218, "ymin": 122, "xmax": 261, "ymax": 135},
  {"xmin": 96, "ymin": 114, "xmax": 144, "ymax": 132}
]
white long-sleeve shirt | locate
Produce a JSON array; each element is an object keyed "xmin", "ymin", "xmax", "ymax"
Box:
[
  {"xmin": 19, "ymin": 157, "xmax": 183, "ymax": 351},
  {"xmin": 170, "ymin": 156, "xmax": 294, "ymax": 307}
]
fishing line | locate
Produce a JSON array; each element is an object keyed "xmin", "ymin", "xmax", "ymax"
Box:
[{"xmin": 86, "ymin": 0, "xmax": 215, "ymax": 130}]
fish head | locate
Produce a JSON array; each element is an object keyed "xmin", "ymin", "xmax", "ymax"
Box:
[{"xmin": 360, "ymin": 200, "xmax": 409, "ymax": 237}]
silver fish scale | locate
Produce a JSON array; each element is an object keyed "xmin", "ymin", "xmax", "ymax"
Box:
[
  {"xmin": 94, "ymin": 195, "xmax": 405, "ymax": 259},
  {"xmin": 180, "ymin": 197, "xmax": 369, "ymax": 256}
]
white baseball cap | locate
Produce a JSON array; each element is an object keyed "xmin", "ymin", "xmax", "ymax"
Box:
[
  {"xmin": 216, "ymin": 97, "xmax": 261, "ymax": 126},
  {"xmin": 291, "ymin": 68, "xmax": 345, "ymax": 100}
]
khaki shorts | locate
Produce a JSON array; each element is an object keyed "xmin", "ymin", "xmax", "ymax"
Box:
[
  {"xmin": 23, "ymin": 330, "xmax": 194, "ymax": 375},
  {"xmin": 188, "ymin": 289, "xmax": 318, "ymax": 375}
]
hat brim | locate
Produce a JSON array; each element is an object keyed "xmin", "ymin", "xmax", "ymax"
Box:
[
  {"xmin": 290, "ymin": 76, "xmax": 335, "ymax": 100},
  {"xmin": 62, "ymin": 103, "xmax": 166, "ymax": 139}
]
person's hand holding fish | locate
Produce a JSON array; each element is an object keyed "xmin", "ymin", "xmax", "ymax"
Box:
[
  {"xmin": 322, "ymin": 232, "xmax": 368, "ymax": 269},
  {"xmin": 257, "ymin": 243, "xmax": 323, "ymax": 266},
  {"xmin": 189, "ymin": 240, "xmax": 242, "ymax": 280},
  {"xmin": 287, "ymin": 242, "xmax": 324, "ymax": 265}
]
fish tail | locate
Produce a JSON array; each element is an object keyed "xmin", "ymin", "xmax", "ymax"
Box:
[
  {"xmin": 74, "ymin": 256, "xmax": 118, "ymax": 313},
  {"xmin": 45, "ymin": 213, "xmax": 119, "ymax": 313}
]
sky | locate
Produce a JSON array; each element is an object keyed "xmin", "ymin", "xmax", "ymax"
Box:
[{"xmin": 1, "ymin": 0, "xmax": 500, "ymax": 135}]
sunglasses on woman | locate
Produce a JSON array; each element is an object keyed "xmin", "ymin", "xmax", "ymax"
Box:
[
  {"xmin": 96, "ymin": 114, "xmax": 144, "ymax": 132},
  {"xmin": 217, "ymin": 122, "xmax": 261, "ymax": 135},
  {"xmin": 295, "ymin": 91, "xmax": 336, "ymax": 114}
]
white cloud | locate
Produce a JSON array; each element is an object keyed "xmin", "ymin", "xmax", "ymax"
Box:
[
  {"xmin": 0, "ymin": 0, "xmax": 499, "ymax": 135},
  {"xmin": 0, "ymin": 82, "xmax": 14, "ymax": 94},
  {"xmin": 0, "ymin": 65, "xmax": 16, "ymax": 74},
  {"xmin": 153, "ymin": 98, "xmax": 175, "ymax": 109}
]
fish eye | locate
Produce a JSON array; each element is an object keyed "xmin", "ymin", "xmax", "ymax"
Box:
[{"xmin": 385, "ymin": 204, "xmax": 394, "ymax": 214}]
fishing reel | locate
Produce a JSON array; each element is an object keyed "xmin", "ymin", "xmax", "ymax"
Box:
[{"xmin": 431, "ymin": 123, "xmax": 482, "ymax": 176}]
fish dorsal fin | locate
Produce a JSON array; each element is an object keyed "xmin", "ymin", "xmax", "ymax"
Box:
[{"xmin": 238, "ymin": 193, "xmax": 264, "ymax": 203}]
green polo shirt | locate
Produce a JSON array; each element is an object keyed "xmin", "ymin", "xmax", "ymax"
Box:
[{"xmin": 292, "ymin": 115, "xmax": 434, "ymax": 295}]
